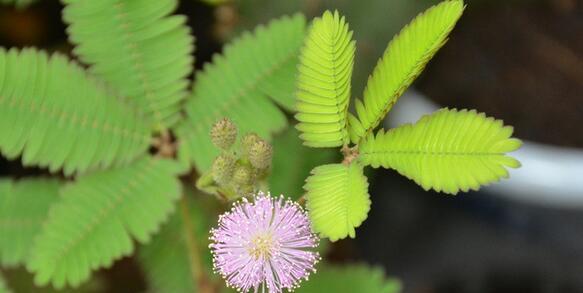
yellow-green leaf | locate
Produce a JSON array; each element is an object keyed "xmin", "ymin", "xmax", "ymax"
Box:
[
  {"xmin": 304, "ymin": 162, "xmax": 370, "ymax": 241},
  {"xmin": 350, "ymin": 0, "xmax": 464, "ymax": 143},
  {"xmin": 360, "ymin": 108, "xmax": 522, "ymax": 194},
  {"xmin": 296, "ymin": 10, "xmax": 355, "ymax": 148}
]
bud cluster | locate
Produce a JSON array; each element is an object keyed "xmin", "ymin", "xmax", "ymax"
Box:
[{"xmin": 200, "ymin": 118, "xmax": 274, "ymax": 201}]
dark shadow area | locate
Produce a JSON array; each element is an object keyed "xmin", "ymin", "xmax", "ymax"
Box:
[{"xmin": 358, "ymin": 169, "xmax": 583, "ymax": 293}]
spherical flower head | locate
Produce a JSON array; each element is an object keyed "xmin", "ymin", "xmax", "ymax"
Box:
[
  {"xmin": 211, "ymin": 118, "xmax": 238, "ymax": 150},
  {"xmin": 209, "ymin": 191, "xmax": 320, "ymax": 293}
]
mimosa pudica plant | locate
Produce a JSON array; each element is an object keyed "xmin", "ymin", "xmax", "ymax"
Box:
[
  {"xmin": 0, "ymin": 0, "xmax": 520, "ymax": 292},
  {"xmin": 295, "ymin": 1, "xmax": 521, "ymax": 241}
]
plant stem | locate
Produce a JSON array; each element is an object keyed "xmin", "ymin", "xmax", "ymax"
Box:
[
  {"xmin": 298, "ymin": 195, "xmax": 306, "ymax": 206},
  {"xmin": 0, "ymin": 269, "xmax": 8, "ymax": 289},
  {"xmin": 179, "ymin": 195, "xmax": 215, "ymax": 293},
  {"xmin": 341, "ymin": 145, "xmax": 359, "ymax": 165}
]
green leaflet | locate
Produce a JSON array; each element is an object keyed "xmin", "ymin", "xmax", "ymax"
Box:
[
  {"xmin": 296, "ymin": 264, "xmax": 401, "ymax": 293},
  {"xmin": 0, "ymin": 178, "xmax": 60, "ymax": 267},
  {"xmin": 360, "ymin": 108, "xmax": 522, "ymax": 194},
  {"xmin": 349, "ymin": 0, "xmax": 464, "ymax": 143},
  {"xmin": 175, "ymin": 14, "xmax": 306, "ymax": 171},
  {"xmin": 27, "ymin": 156, "xmax": 182, "ymax": 289},
  {"xmin": 63, "ymin": 0, "xmax": 194, "ymax": 129},
  {"xmin": 270, "ymin": 128, "xmax": 337, "ymax": 200},
  {"xmin": 139, "ymin": 193, "xmax": 214, "ymax": 293},
  {"xmin": 0, "ymin": 48, "xmax": 150, "ymax": 176},
  {"xmin": 295, "ymin": 10, "xmax": 355, "ymax": 148},
  {"xmin": 304, "ymin": 162, "xmax": 370, "ymax": 241}
]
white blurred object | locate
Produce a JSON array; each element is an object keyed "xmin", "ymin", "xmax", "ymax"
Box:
[{"xmin": 385, "ymin": 90, "xmax": 583, "ymax": 209}]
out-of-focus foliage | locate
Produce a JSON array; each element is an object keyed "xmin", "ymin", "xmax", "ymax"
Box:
[
  {"xmin": 0, "ymin": 274, "xmax": 9, "ymax": 293},
  {"xmin": 1, "ymin": 268, "xmax": 104, "ymax": 293},
  {"xmin": 270, "ymin": 128, "xmax": 337, "ymax": 200},
  {"xmin": 27, "ymin": 157, "xmax": 182, "ymax": 288},
  {"xmin": 0, "ymin": 178, "xmax": 60, "ymax": 267},
  {"xmin": 176, "ymin": 14, "xmax": 306, "ymax": 171},
  {"xmin": 63, "ymin": 0, "xmax": 194, "ymax": 129},
  {"xmin": 139, "ymin": 193, "xmax": 215, "ymax": 293},
  {"xmin": 0, "ymin": 0, "xmax": 38, "ymax": 8},
  {"xmin": 0, "ymin": 49, "xmax": 150, "ymax": 176},
  {"xmin": 296, "ymin": 264, "xmax": 402, "ymax": 293},
  {"xmin": 198, "ymin": 0, "xmax": 229, "ymax": 6}
]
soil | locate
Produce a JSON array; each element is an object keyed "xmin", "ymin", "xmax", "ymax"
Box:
[{"xmin": 416, "ymin": 0, "xmax": 583, "ymax": 148}]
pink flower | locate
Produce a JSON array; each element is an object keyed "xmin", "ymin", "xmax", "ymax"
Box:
[{"xmin": 209, "ymin": 192, "xmax": 320, "ymax": 292}]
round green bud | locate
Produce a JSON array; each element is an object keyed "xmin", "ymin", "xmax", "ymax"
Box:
[
  {"xmin": 232, "ymin": 164, "xmax": 256, "ymax": 196},
  {"xmin": 232, "ymin": 164, "xmax": 253, "ymax": 187},
  {"xmin": 241, "ymin": 133, "xmax": 261, "ymax": 155},
  {"xmin": 248, "ymin": 140, "xmax": 273, "ymax": 170},
  {"xmin": 211, "ymin": 118, "xmax": 237, "ymax": 150},
  {"xmin": 211, "ymin": 154, "xmax": 236, "ymax": 185}
]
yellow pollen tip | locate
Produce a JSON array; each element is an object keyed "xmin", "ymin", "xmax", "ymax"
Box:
[{"xmin": 248, "ymin": 233, "xmax": 274, "ymax": 260}]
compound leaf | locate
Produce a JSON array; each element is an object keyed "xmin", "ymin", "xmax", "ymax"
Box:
[
  {"xmin": 0, "ymin": 178, "xmax": 60, "ymax": 267},
  {"xmin": 0, "ymin": 48, "xmax": 150, "ymax": 175},
  {"xmin": 63, "ymin": 0, "xmax": 195, "ymax": 129},
  {"xmin": 349, "ymin": 0, "xmax": 464, "ymax": 143},
  {"xmin": 304, "ymin": 162, "xmax": 370, "ymax": 241},
  {"xmin": 360, "ymin": 108, "xmax": 522, "ymax": 194},
  {"xmin": 295, "ymin": 10, "xmax": 355, "ymax": 148},
  {"xmin": 176, "ymin": 14, "xmax": 306, "ymax": 171},
  {"xmin": 27, "ymin": 156, "xmax": 182, "ymax": 289},
  {"xmin": 296, "ymin": 264, "xmax": 401, "ymax": 293}
]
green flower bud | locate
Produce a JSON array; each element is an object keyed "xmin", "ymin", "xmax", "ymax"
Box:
[
  {"xmin": 241, "ymin": 133, "xmax": 261, "ymax": 155},
  {"xmin": 232, "ymin": 164, "xmax": 256, "ymax": 196},
  {"xmin": 248, "ymin": 140, "xmax": 273, "ymax": 170},
  {"xmin": 211, "ymin": 118, "xmax": 237, "ymax": 150},
  {"xmin": 211, "ymin": 154, "xmax": 236, "ymax": 185},
  {"xmin": 232, "ymin": 164, "xmax": 253, "ymax": 187}
]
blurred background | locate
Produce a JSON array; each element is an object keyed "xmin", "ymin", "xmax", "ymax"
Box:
[{"xmin": 1, "ymin": 0, "xmax": 582, "ymax": 292}]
